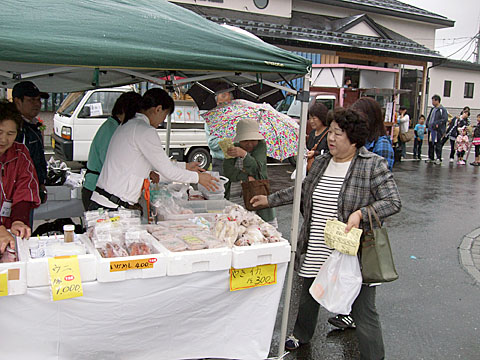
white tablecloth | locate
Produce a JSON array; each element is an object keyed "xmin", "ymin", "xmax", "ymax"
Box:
[{"xmin": 0, "ymin": 263, "xmax": 287, "ymax": 360}]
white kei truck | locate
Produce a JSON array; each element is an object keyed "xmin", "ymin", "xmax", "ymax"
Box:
[{"xmin": 52, "ymin": 86, "xmax": 212, "ymax": 168}]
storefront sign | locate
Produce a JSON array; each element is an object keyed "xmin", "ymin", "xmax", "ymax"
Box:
[
  {"xmin": 230, "ymin": 264, "xmax": 277, "ymax": 291},
  {"xmin": 109, "ymin": 258, "xmax": 156, "ymax": 272},
  {"xmin": 0, "ymin": 273, "xmax": 8, "ymax": 296},
  {"xmin": 48, "ymin": 255, "xmax": 83, "ymax": 301}
]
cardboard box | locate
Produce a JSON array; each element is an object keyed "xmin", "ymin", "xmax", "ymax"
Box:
[
  {"xmin": 19, "ymin": 236, "xmax": 97, "ymax": 287},
  {"xmin": 231, "ymin": 240, "xmax": 291, "ymax": 269}
]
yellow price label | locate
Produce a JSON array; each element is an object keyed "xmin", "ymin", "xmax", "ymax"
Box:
[
  {"xmin": 230, "ymin": 264, "xmax": 277, "ymax": 291},
  {"xmin": 0, "ymin": 273, "xmax": 8, "ymax": 296},
  {"xmin": 109, "ymin": 258, "xmax": 157, "ymax": 272},
  {"xmin": 48, "ymin": 255, "xmax": 83, "ymax": 301}
]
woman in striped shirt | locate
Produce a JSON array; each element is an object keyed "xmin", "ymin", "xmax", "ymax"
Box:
[{"xmin": 251, "ymin": 107, "xmax": 401, "ymax": 360}]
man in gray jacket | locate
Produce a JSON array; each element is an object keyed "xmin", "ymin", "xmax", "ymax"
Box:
[{"xmin": 425, "ymin": 94, "xmax": 448, "ymax": 164}]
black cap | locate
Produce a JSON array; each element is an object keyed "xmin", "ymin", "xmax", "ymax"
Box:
[{"xmin": 12, "ymin": 81, "xmax": 49, "ymax": 99}]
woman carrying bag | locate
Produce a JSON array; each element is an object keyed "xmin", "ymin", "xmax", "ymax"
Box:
[
  {"xmin": 251, "ymin": 108, "xmax": 401, "ymax": 360},
  {"xmin": 223, "ymin": 118, "xmax": 277, "ymax": 227}
]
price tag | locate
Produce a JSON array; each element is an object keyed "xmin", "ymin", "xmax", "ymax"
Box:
[
  {"xmin": 109, "ymin": 258, "xmax": 157, "ymax": 272},
  {"xmin": 230, "ymin": 264, "xmax": 277, "ymax": 291},
  {"xmin": 0, "ymin": 273, "xmax": 8, "ymax": 296},
  {"xmin": 48, "ymin": 256, "xmax": 83, "ymax": 301}
]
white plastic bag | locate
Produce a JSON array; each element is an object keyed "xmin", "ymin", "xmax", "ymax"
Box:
[{"xmin": 309, "ymin": 250, "xmax": 362, "ymax": 314}]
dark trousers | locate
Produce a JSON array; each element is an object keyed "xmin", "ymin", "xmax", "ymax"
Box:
[
  {"xmin": 449, "ymin": 139, "xmax": 456, "ymax": 159},
  {"xmin": 211, "ymin": 158, "xmax": 224, "ymax": 176},
  {"xmin": 293, "ymin": 277, "xmax": 385, "ymax": 360},
  {"xmin": 413, "ymin": 138, "xmax": 423, "ymax": 157},
  {"xmin": 81, "ymin": 188, "xmax": 93, "ymax": 211},
  {"xmin": 428, "ymin": 141, "xmax": 443, "ymax": 161}
]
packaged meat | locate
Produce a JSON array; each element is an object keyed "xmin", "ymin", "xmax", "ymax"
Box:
[
  {"xmin": 158, "ymin": 238, "xmax": 188, "ymax": 252},
  {"xmin": 127, "ymin": 242, "xmax": 154, "ymax": 256},
  {"xmin": 179, "ymin": 234, "xmax": 208, "ymax": 250},
  {"xmin": 0, "ymin": 246, "xmax": 17, "ymax": 263},
  {"xmin": 97, "ymin": 242, "xmax": 129, "ymax": 258}
]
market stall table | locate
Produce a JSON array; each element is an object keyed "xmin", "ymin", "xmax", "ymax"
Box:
[{"xmin": 0, "ymin": 263, "xmax": 287, "ymax": 360}]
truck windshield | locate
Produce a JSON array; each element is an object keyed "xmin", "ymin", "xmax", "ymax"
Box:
[{"xmin": 57, "ymin": 92, "xmax": 85, "ymax": 117}]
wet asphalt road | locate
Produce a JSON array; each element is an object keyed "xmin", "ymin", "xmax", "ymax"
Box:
[{"xmin": 266, "ymin": 143, "xmax": 480, "ymax": 360}]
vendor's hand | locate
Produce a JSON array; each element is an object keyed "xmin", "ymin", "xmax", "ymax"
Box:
[
  {"xmin": 345, "ymin": 210, "xmax": 362, "ymax": 233},
  {"xmin": 39, "ymin": 184, "xmax": 47, "ymax": 204},
  {"xmin": 250, "ymin": 195, "xmax": 269, "ymax": 208},
  {"xmin": 226, "ymin": 146, "xmax": 247, "ymax": 158},
  {"xmin": 149, "ymin": 171, "xmax": 160, "ymax": 184},
  {"xmin": 307, "ymin": 150, "xmax": 315, "ymax": 159},
  {"xmin": 198, "ymin": 173, "xmax": 220, "ymax": 192},
  {"xmin": 247, "ymin": 176, "xmax": 256, "ymax": 182},
  {"xmin": 11, "ymin": 221, "xmax": 31, "ymax": 240},
  {"xmin": 186, "ymin": 161, "xmax": 206, "ymax": 173},
  {"xmin": 0, "ymin": 226, "xmax": 15, "ymax": 253}
]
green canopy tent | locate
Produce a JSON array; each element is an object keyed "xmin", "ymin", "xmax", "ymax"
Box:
[{"xmin": 1, "ymin": 1, "xmax": 311, "ymax": 358}]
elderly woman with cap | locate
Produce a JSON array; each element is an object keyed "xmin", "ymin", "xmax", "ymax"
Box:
[{"xmin": 223, "ymin": 118, "xmax": 276, "ymax": 226}]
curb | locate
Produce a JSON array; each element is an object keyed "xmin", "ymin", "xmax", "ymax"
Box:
[{"xmin": 459, "ymin": 229, "xmax": 480, "ymax": 284}]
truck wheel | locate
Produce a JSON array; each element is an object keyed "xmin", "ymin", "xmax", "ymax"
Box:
[{"xmin": 187, "ymin": 148, "xmax": 211, "ymax": 170}]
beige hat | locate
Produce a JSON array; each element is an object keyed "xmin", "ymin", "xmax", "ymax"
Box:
[{"xmin": 234, "ymin": 119, "xmax": 264, "ymax": 142}]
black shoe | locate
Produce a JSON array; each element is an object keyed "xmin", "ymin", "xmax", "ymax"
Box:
[{"xmin": 328, "ymin": 314, "xmax": 356, "ymax": 329}]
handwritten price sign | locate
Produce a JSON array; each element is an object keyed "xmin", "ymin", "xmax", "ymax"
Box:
[
  {"xmin": 230, "ymin": 264, "xmax": 277, "ymax": 291},
  {"xmin": 109, "ymin": 258, "xmax": 157, "ymax": 272},
  {"xmin": 324, "ymin": 219, "xmax": 362, "ymax": 256},
  {"xmin": 48, "ymin": 256, "xmax": 83, "ymax": 301}
]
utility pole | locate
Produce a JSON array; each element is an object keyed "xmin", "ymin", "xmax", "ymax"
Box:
[{"xmin": 476, "ymin": 25, "xmax": 480, "ymax": 64}]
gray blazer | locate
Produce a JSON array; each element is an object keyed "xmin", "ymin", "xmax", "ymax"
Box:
[{"xmin": 268, "ymin": 146, "xmax": 401, "ymax": 269}]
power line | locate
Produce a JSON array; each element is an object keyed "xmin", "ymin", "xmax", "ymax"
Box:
[{"xmin": 445, "ymin": 34, "xmax": 479, "ymax": 59}]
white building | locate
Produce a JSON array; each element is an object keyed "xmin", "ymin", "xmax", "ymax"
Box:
[{"xmin": 429, "ymin": 60, "xmax": 480, "ymax": 117}]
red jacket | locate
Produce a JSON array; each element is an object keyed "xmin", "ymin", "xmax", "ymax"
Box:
[{"xmin": 0, "ymin": 142, "xmax": 40, "ymax": 228}]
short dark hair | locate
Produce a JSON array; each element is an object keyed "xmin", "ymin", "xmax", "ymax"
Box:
[
  {"xmin": 399, "ymin": 106, "xmax": 407, "ymax": 111},
  {"xmin": 419, "ymin": 114, "xmax": 425, "ymax": 119},
  {"xmin": 308, "ymin": 102, "xmax": 328, "ymax": 126},
  {"xmin": 141, "ymin": 88, "xmax": 174, "ymax": 115},
  {"xmin": 462, "ymin": 109, "xmax": 471, "ymax": 117},
  {"xmin": 350, "ymin": 97, "xmax": 385, "ymax": 142},
  {"xmin": 432, "ymin": 94, "xmax": 441, "ymax": 102},
  {"xmin": 0, "ymin": 100, "xmax": 22, "ymax": 131},
  {"xmin": 327, "ymin": 107, "xmax": 369, "ymax": 148},
  {"xmin": 112, "ymin": 92, "xmax": 142, "ymax": 123}
]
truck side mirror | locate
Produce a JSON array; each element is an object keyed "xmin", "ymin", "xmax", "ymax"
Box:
[{"xmin": 79, "ymin": 106, "xmax": 91, "ymax": 118}]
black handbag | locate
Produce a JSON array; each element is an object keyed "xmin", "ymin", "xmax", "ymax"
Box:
[{"xmin": 360, "ymin": 206, "xmax": 399, "ymax": 283}]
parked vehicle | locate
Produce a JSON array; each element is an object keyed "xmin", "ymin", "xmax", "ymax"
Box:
[{"xmin": 52, "ymin": 87, "xmax": 212, "ymax": 168}]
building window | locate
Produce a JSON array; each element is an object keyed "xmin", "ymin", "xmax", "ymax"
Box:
[
  {"xmin": 443, "ymin": 80, "xmax": 451, "ymax": 97},
  {"xmin": 464, "ymin": 82, "xmax": 474, "ymax": 99}
]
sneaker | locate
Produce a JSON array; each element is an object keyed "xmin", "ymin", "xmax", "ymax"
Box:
[
  {"xmin": 434, "ymin": 159, "xmax": 442, "ymax": 165},
  {"xmin": 470, "ymin": 162, "xmax": 480, "ymax": 166},
  {"xmin": 460, "ymin": 160, "xmax": 466, "ymax": 165},
  {"xmin": 285, "ymin": 335, "xmax": 302, "ymax": 350},
  {"xmin": 328, "ymin": 314, "xmax": 356, "ymax": 329},
  {"xmin": 449, "ymin": 158, "xmax": 454, "ymax": 163},
  {"xmin": 457, "ymin": 161, "xmax": 462, "ymax": 165},
  {"xmin": 425, "ymin": 159, "xmax": 434, "ymax": 163}
]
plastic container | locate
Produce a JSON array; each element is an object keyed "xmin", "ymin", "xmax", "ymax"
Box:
[{"xmin": 63, "ymin": 224, "xmax": 75, "ymax": 243}]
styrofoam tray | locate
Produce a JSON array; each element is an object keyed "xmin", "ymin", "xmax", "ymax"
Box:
[
  {"xmin": 83, "ymin": 233, "xmax": 168, "ymax": 283},
  {"xmin": 1, "ymin": 238, "xmax": 27, "ymax": 296},
  {"xmin": 231, "ymin": 240, "xmax": 291, "ymax": 269},
  {"xmin": 19, "ymin": 236, "xmax": 97, "ymax": 287},
  {"xmin": 157, "ymin": 242, "xmax": 232, "ymax": 276}
]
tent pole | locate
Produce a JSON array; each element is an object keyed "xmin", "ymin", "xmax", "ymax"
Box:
[
  {"xmin": 277, "ymin": 73, "xmax": 310, "ymax": 357},
  {"xmin": 165, "ymin": 76, "xmax": 174, "ymax": 155}
]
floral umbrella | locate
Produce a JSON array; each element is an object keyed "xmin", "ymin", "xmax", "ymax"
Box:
[{"xmin": 202, "ymin": 99, "xmax": 299, "ymax": 160}]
